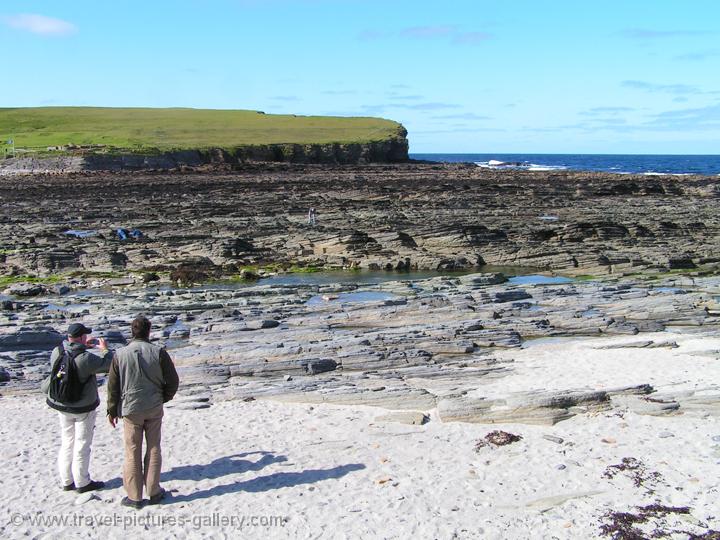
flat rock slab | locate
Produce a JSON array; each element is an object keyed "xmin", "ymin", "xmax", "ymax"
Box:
[{"xmin": 438, "ymin": 389, "xmax": 613, "ymax": 426}]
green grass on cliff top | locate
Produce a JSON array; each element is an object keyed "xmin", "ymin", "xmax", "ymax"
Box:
[{"xmin": 0, "ymin": 107, "xmax": 404, "ymax": 152}]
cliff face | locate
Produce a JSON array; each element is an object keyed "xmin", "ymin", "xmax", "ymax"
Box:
[
  {"xmin": 0, "ymin": 129, "xmax": 409, "ymax": 174},
  {"xmin": 224, "ymin": 137, "xmax": 409, "ymax": 164}
]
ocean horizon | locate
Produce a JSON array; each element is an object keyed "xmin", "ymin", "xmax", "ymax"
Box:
[{"xmin": 410, "ymin": 153, "xmax": 720, "ymax": 176}]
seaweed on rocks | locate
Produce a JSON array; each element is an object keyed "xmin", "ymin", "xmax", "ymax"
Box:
[{"xmin": 170, "ymin": 265, "xmax": 208, "ymax": 285}]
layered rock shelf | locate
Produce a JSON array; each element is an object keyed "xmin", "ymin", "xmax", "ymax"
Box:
[
  {"xmin": 1, "ymin": 163, "xmax": 719, "ymax": 277},
  {"xmin": 2, "ymin": 270, "xmax": 719, "ymax": 425}
]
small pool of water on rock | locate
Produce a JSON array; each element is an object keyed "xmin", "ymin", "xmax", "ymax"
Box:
[
  {"xmin": 261, "ymin": 270, "xmax": 477, "ymax": 287},
  {"xmin": 43, "ymin": 303, "xmax": 92, "ymax": 313},
  {"xmin": 256, "ymin": 267, "xmax": 567, "ymax": 288},
  {"xmin": 508, "ymin": 275, "xmax": 574, "ymax": 285},
  {"xmin": 72, "ymin": 289, "xmax": 116, "ymax": 298},
  {"xmin": 306, "ymin": 291, "xmax": 399, "ymax": 305},
  {"xmin": 652, "ymin": 287, "xmax": 687, "ymax": 294}
]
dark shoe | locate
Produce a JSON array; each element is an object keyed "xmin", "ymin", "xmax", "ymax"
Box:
[
  {"xmin": 63, "ymin": 483, "xmax": 76, "ymax": 491},
  {"xmin": 148, "ymin": 488, "xmax": 167, "ymax": 505},
  {"xmin": 121, "ymin": 496, "xmax": 144, "ymax": 510},
  {"xmin": 76, "ymin": 480, "xmax": 105, "ymax": 493}
]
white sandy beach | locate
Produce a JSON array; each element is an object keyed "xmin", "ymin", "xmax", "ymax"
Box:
[{"xmin": 1, "ymin": 330, "xmax": 719, "ymax": 539}]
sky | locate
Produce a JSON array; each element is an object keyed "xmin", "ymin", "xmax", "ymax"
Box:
[{"xmin": 1, "ymin": 0, "xmax": 719, "ymax": 154}]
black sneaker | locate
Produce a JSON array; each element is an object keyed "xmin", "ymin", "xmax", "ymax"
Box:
[
  {"xmin": 121, "ymin": 496, "xmax": 144, "ymax": 510},
  {"xmin": 148, "ymin": 489, "xmax": 167, "ymax": 505},
  {"xmin": 76, "ymin": 480, "xmax": 105, "ymax": 493},
  {"xmin": 63, "ymin": 483, "xmax": 76, "ymax": 491}
]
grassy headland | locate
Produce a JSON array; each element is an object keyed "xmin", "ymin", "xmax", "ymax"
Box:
[{"xmin": 0, "ymin": 107, "xmax": 406, "ymax": 155}]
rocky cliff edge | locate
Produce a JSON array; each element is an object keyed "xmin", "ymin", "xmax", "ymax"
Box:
[{"xmin": 0, "ymin": 132, "xmax": 409, "ymax": 174}]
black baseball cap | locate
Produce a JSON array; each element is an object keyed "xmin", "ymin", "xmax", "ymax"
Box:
[{"xmin": 68, "ymin": 323, "xmax": 92, "ymax": 338}]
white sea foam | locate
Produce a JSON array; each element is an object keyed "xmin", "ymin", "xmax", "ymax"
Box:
[
  {"xmin": 642, "ymin": 172, "xmax": 692, "ymax": 177},
  {"xmin": 527, "ymin": 164, "xmax": 567, "ymax": 171},
  {"xmin": 474, "ymin": 160, "xmax": 567, "ymax": 171}
]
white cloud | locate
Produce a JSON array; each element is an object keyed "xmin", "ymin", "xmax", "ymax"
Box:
[{"xmin": 2, "ymin": 13, "xmax": 77, "ymax": 36}]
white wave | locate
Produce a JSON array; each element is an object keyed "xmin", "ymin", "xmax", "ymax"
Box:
[
  {"xmin": 642, "ymin": 172, "xmax": 692, "ymax": 177},
  {"xmin": 527, "ymin": 164, "xmax": 567, "ymax": 171},
  {"xmin": 475, "ymin": 160, "xmax": 532, "ymax": 170}
]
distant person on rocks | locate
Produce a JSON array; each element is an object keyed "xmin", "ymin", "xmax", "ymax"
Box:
[
  {"xmin": 42, "ymin": 323, "xmax": 112, "ymax": 493},
  {"xmin": 107, "ymin": 315, "xmax": 179, "ymax": 509},
  {"xmin": 308, "ymin": 207, "xmax": 317, "ymax": 226}
]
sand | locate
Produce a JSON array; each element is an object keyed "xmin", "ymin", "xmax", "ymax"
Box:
[{"xmin": 1, "ymin": 331, "xmax": 719, "ymax": 539}]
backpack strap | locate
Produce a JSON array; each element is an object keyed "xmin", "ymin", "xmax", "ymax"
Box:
[
  {"xmin": 57, "ymin": 344, "xmax": 93, "ymax": 385},
  {"xmin": 50, "ymin": 345, "xmax": 65, "ymax": 372}
]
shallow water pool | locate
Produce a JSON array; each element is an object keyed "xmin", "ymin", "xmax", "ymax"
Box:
[{"xmin": 306, "ymin": 291, "xmax": 399, "ymax": 305}]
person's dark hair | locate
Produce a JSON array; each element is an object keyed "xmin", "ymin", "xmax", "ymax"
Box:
[{"xmin": 132, "ymin": 315, "xmax": 151, "ymax": 340}]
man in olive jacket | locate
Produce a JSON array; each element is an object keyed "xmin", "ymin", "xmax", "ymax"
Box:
[
  {"xmin": 42, "ymin": 323, "xmax": 112, "ymax": 493},
  {"xmin": 107, "ymin": 315, "xmax": 179, "ymax": 509}
]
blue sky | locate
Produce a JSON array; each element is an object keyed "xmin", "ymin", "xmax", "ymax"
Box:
[{"xmin": 1, "ymin": 0, "xmax": 719, "ymax": 153}]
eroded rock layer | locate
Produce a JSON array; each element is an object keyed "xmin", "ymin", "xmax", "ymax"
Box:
[
  {"xmin": 1, "ymin": 163, "xmax": 719, "ymax": 277},
  {"xmin": 2, "ymin": 272, "xmax": 719, "ymax": 425}
]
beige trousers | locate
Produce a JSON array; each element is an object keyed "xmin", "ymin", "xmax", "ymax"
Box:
[{"xmin": 122, "ymin": 404, "xmax": 163, "ymax": 501}]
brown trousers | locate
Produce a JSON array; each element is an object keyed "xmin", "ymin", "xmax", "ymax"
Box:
[{"xmin": 123, "ymin": 404, "xmax": 164, "ymax": 501}]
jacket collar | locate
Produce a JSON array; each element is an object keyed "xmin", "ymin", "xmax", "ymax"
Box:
[{"xmin": 64, "ymin": 341, "xmax": 87, "ymax": 352}]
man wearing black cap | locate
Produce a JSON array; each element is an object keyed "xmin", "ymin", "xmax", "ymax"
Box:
[{"xmin": 42, "ymin": 323, "xmax": 112, "ymax": 493}]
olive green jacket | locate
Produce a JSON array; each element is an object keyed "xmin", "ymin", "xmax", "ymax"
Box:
[{"xmin": 106, "ymin": 339, "xmax": 179, "ymax": 417}]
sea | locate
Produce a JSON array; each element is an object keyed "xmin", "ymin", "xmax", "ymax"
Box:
[{"xmin": 410, "ymin": 154, "xmax": 720, "ymax": 176}]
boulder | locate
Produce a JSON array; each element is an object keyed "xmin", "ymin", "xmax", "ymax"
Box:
[
  {"xmin": 302, "ymin": 358, "xmax": 337, "ymax": 375},
  {"xmin": 51, "ymin": 284, "xmax": 71, "ymax": 295},
  {"xmin": 459, "ymin": 273, "xmax": 508, "ymax": 286},
  {"xmin": 242, "ymin": 319, "xmax": 281, "ymax": 330},
  {"xmin": 0, "ymin": 328, "xmax": 64, "ymax": 348},
  {"xmin": 3, "ymin": 283, "xmax": 47, "ymax": 297}
]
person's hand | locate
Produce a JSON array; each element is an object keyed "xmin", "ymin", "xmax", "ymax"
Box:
[
  {"xmin": 96, "ymin": 337, "xmax": 108, "ymax": 351},
  {"xmin": 108, "ymin": 415, "xmax": 117, "ymax": 428}
]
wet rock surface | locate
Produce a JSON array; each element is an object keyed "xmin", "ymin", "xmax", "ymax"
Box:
[{"xmin": 1, "ymin": 164, "xmax": 719, "ymax": 277}]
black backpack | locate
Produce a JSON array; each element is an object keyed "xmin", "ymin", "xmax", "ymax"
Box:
[{"xmin": 48, "ymin": 346, "xmax": 86, "ymax": 403}]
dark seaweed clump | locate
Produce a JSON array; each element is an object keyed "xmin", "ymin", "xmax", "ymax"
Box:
[
  {"xmin": 474, "ymin": 430, "xmax": 522, "ymax": 451},
  {"xmin": 599, "ymin": 504, "xmax": 720, "ymax": 539},
  {"xmin": 603, "ymin": 457, "xmax": 663, "ymax": 493}
]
